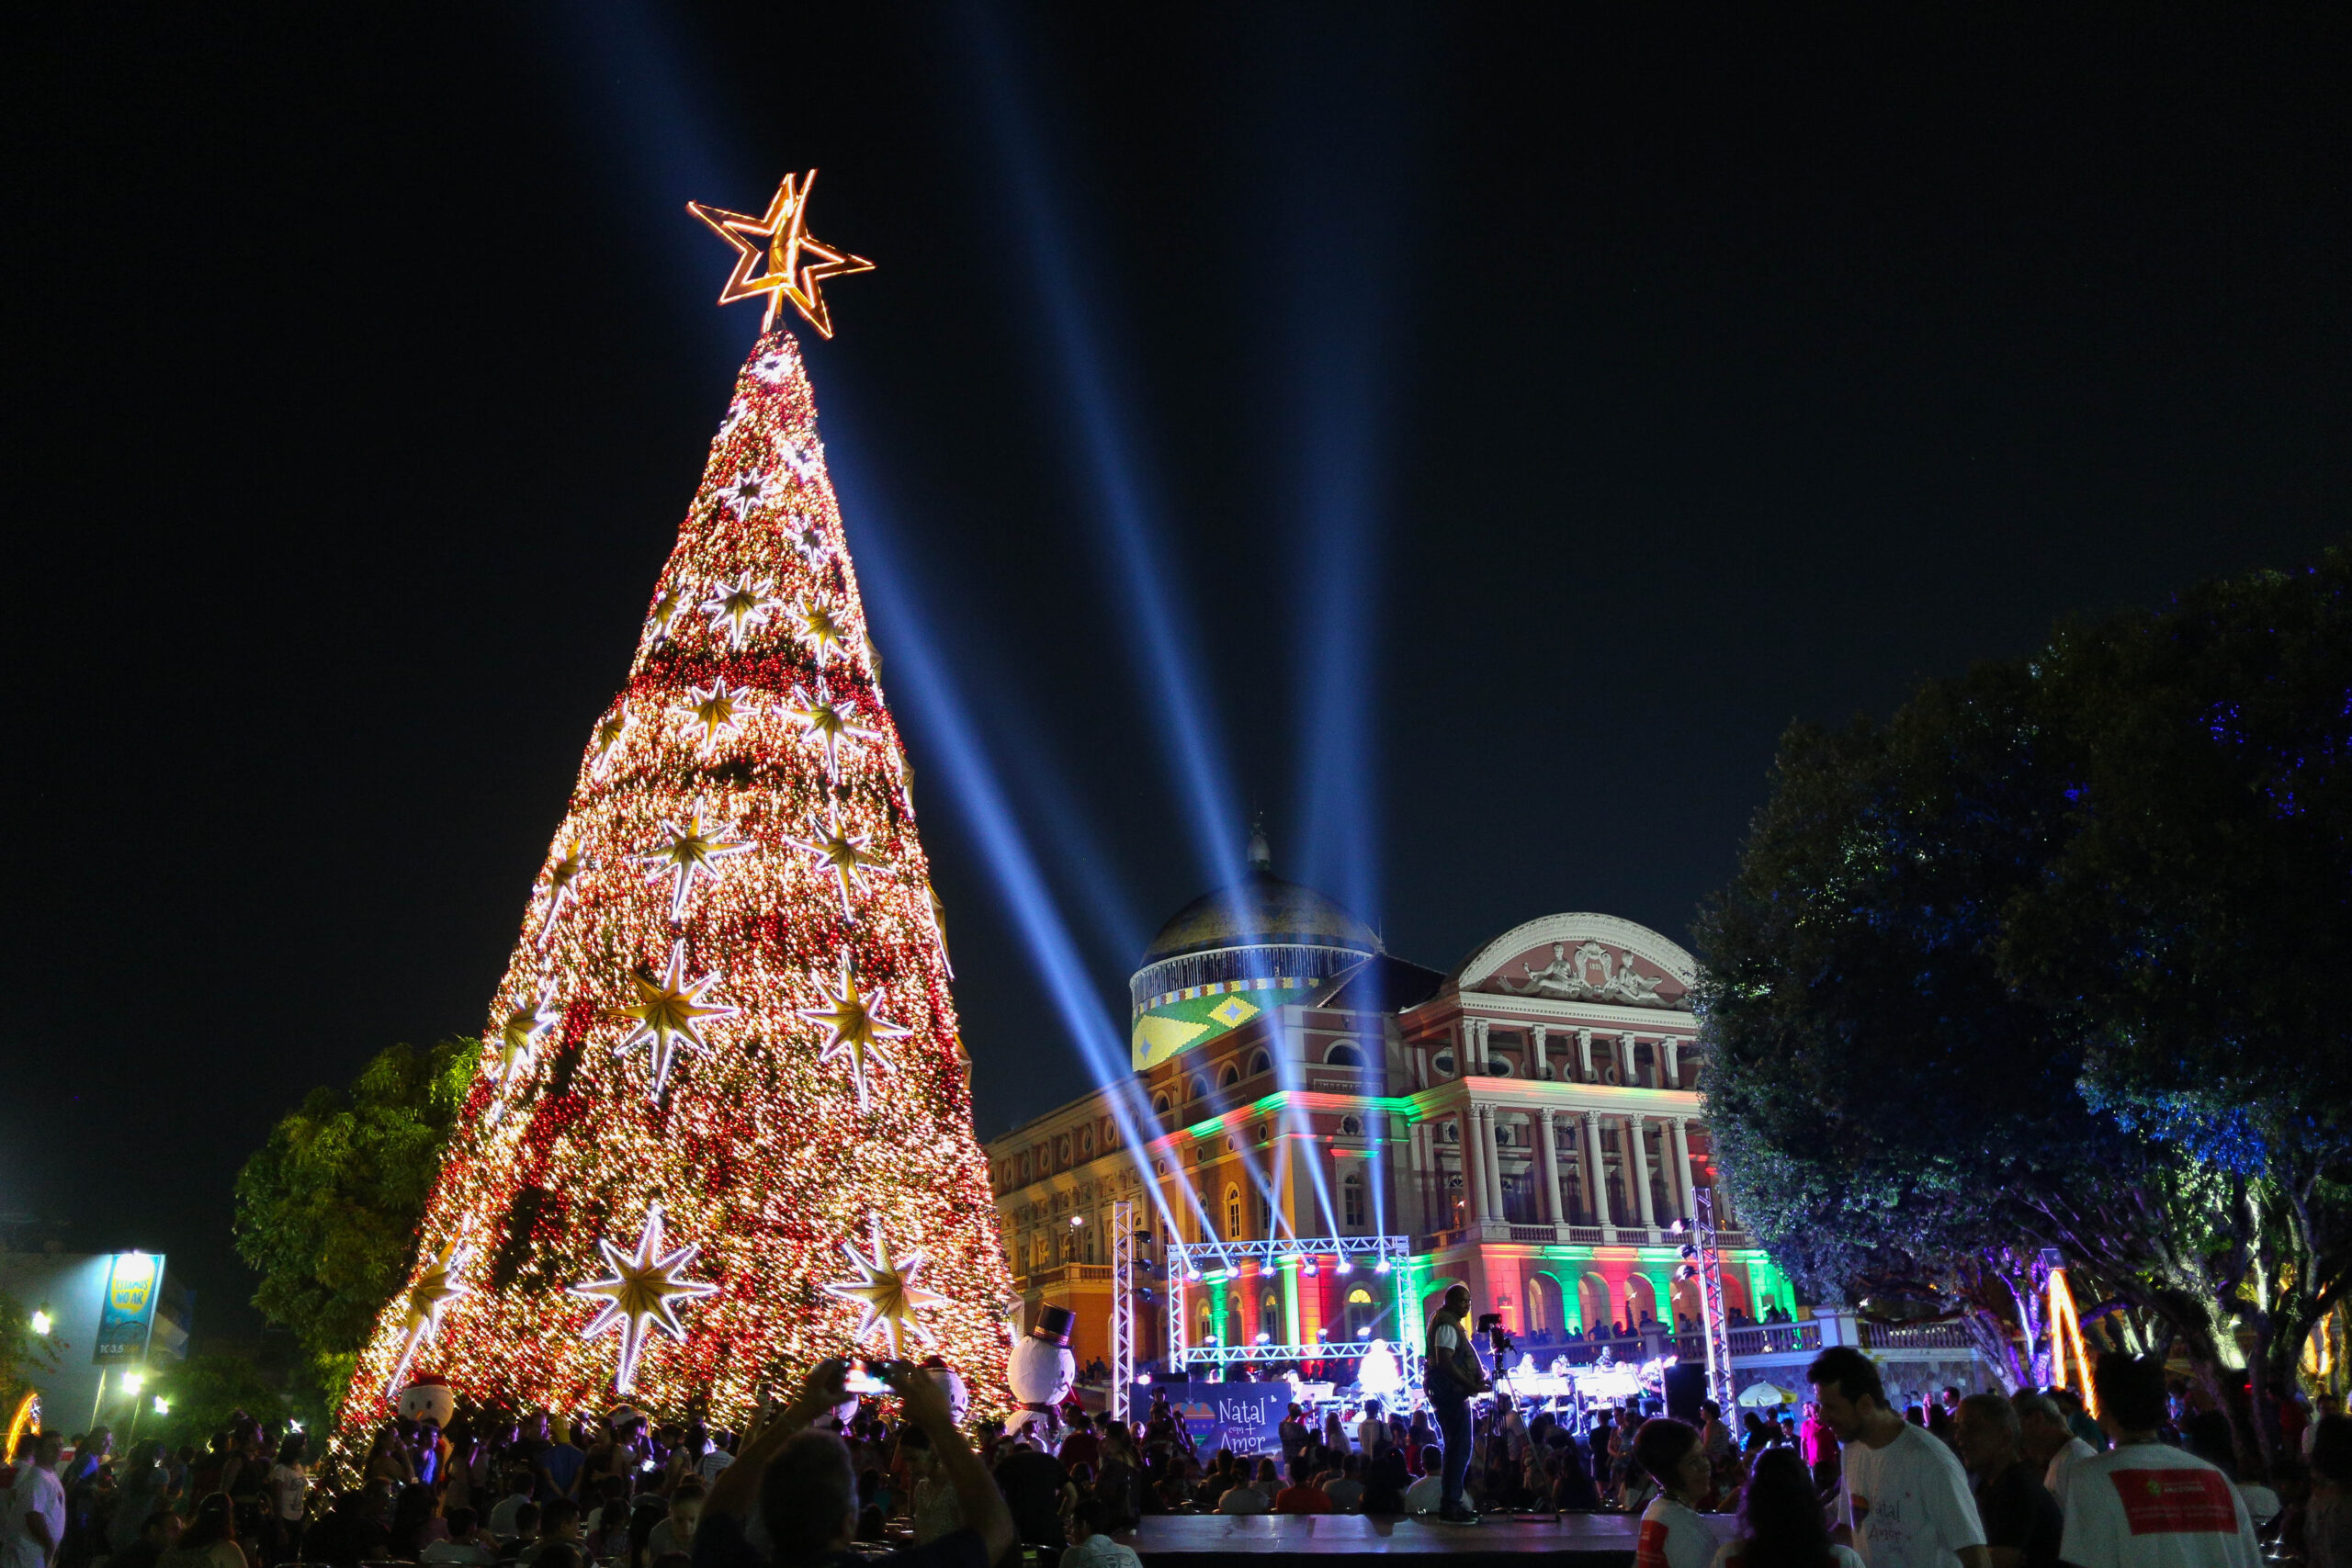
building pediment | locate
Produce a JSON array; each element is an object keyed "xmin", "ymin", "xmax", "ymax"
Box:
[{"xmin": 1451, "ymin": 913, "xmax": 1696, "ymax": 1012}]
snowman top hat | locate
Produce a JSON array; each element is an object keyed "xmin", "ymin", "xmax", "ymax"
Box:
[{"xmin": 1029, "ymin": 1305, "xmax": 1077, "ymax": 1348}]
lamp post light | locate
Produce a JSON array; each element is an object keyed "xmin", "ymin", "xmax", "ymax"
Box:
[{"xmin": 28, "ymin": 1311, "xmax": 52, "ymax": 1337}]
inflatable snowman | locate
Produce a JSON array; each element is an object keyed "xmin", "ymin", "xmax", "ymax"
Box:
[
  {"xmin": 1003, "ymin": 1304, "xmax": 1076, "ymax": 1441},
  {"xmin": 398, "ymin": 1373, "xmax": 455, "ymax": 1427}
]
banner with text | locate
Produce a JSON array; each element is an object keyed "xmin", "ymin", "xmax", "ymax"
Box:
[{"xmin": 1165, "ymin": 1382, "xmax": 1290, "ymax": 1458}]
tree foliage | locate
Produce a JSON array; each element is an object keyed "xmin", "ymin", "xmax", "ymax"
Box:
[
  {"xmin": 1698, "ymin": 544, "xmax": 2352, "ymax": 1473},
  {"xmin": 232, "ymin": 1040, "xmax": 477, "ymax": 1410},
  {"xmin": 147, "ymin": 1352, "xmax": 293, "ymax": 1450}
]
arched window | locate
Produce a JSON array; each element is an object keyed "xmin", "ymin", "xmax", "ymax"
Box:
[
  {"xmin": 1191, "ymin": 1077, "xmax": 1211, "ymax": 1102},
  {"xmin": 1261, "ymin": 1293, "xmax": 1282, "ymax": 1344},
  {"xmin": 1343, "ymin": 1168, "xmax": 1367, "ymax": 1229},
  {"xmin": 1253, "ymin": 1188, "xmax": 1273, "ymax": 1234},
  {"xmin": 1325, "ymin": 1042, "xmax": 1364, "ymax": 1066},
  {"xmin": 1217, "ymin": 1063, "xmax": 1239, "ymax": 1089},
  {"xmin": 1151, "ymin": 1092, "xmax": 1171, "ymax": 1117},
  {"xmin": 1248, "ymin": 1049, "xmax": 1272, "ymax": 1077},
  {"xmin": 1345, "ymin": 1285, "xmax": 1375, "ymax": 1340},
  {"xmin": 1199, "ymin": 1302, "xmax": 1218, "ymax": 1345},
  {"xmin": 1225, "ymin": 1184, "xmax": 1243, "ymax": 1240}
]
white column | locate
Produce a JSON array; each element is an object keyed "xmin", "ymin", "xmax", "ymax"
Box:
[
  {"xmin": 1577, "ymin": 1028, "xmax": 1595, "ymax": 1082},
  {"xmin": 1531, "ymin": 1025, "xmax": 1549, "ymax": 1081},
  {"xmin": 1476, "ymin": 1019, "xmax": 1492, "ymax": 1073},
  {"xmin": 1670, "ymin": 1117, "xmax": 1696, "ymax": 1220},
  {"xmin": 1619, "ymin": 1032, "xmax": 1637, "ymax": 1084},
  {"xmin": 1630, "ymin": 1115, "xmax": 1657, "ymax": 1229},
  {"xmin": 1487, "ymin": 1110, "xmax": 1508, "ymax": 1220},
  {"xmin": 1664, "ymin": 1036, "xmax": 1681, "ymax": 1089},
  {"xmin": 1462, "ymin": 1113, "xmax": 1488, "ymax": 1224},
  {"xmin": 1538, "ymin": 1109, "xmax": 1566, "ymax": 1224},
  {"xmin": 1584, "ymin": 1111, "xmax": 1612, "ymax": 1230}
]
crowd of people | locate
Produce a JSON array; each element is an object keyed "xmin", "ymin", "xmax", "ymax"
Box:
[
  {"xmin": 1620, "ymin": 1347, "xmax": 2352, "ymax": 1568},
  {"xmin": 4, "ymin": 1342, "xmax": 2347, "ymax": 1568}
]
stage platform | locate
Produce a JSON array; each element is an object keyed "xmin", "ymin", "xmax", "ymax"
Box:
[{"xmin": 1124, "ymin": 1510, "xmax": 1733, "ymax": 1565}]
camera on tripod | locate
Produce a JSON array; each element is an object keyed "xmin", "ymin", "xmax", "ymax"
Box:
[{"xmin": 1476, "ymin": 1311, "xmax": 1515, "ymax": 1359}]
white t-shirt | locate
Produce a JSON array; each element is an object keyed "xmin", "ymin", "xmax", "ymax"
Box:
[
  {"xmin": 2057, "ymin": 1444, "xmax": 2258, "ymax": 1568},
  {"xmin": 1637, "ymin": 1496, "xmax": 1721, "ymax": 1568},
  {"xmin": 268, "ymin": 1462, "xmax": 309, "ymax": 1523},
  {"xmin": 487, "ymin": 1493, "xmax": 531, "ymax": 1539},
  {"xmin": 1838, "ymin": 1422, "xmax": 1987, "ymax": 1568},
  {"xmin": 1059, "ymin": 1534, "xmax": 1143, "ymax": 1568},
  {"xmin": 1325, "ymin": 1477, "xmax": 1365, "ymax": 1513},
  {"xmin": 2, "ymin": 1466, "xmax": 66, "ymax": 1568},
  {"xmin": 1403, "ymin": 1474, "xmax": 1443, "ymax": 1514},
  {"xmin": 1712, "ymin": 1544, "xmax": 1869, "ymax": 1568},
  {"xmin": 2046, "ymin": 1437, "xmax": 2099, "ymax": 1501},
  {"xmin": 696, "ymin": 1450, "xmax": 734, "ymax": 1485},
  {"xmin": 1356, "ymin": 1418, "xmax": 1385, "ymax": 1454},
  {"xmin": 1216, "ymin": 1484, "xmax": 1270, "ymax": 1516}
]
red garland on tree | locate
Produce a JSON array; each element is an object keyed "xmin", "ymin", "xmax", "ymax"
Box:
[{"xmin": 339, "ymin": 195, "xmax": 1013, "ymax": 1438}]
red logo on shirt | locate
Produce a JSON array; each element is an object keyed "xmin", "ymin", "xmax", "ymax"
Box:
[
  {"xmin": 2110, "ymin": 1470, "xmax": 2238, "ymax": 1535},
  {"xmin": 1850, "ymin": 1495, "xmax": 1871, "ymax": 1525},
  {"xmin": 1636, "ymin": 1517, "xmax": 1670, "ymax": 1568}
]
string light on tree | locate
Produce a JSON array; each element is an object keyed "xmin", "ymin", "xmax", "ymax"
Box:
[
  {"xmin": 571, "ymin": 1205, "xmax": 719, "ymax": 1394},
  {"xmin": 338, "ymin": 169, "xmax": 1012, "ymax": 1446},
  {"xmin": 611, "ymin": 942, "xmax": 738, "ymax": 1097},
  {"xmin": 799, "ymin": 958, "xmax": 910, "ymax": 1110},
  {"xmin": 823, "ymin": 1217, "xmax": 947, "ymax": 1358}
]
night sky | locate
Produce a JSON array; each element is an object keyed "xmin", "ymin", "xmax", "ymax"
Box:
[{"xmin": 10, "ymin": 6, "xmax": 2346, "ymax": 1343}]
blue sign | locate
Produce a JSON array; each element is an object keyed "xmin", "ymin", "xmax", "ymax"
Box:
[
  {"xmin": 93, "ymin": 1253, "xmax": 163, "ymax": 1366},
  {"xmin": 1163, "ymin": 1382, "xmax": 1291, "ymax": 1457}
]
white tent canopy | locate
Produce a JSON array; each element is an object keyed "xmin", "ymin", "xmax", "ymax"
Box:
[{"xmin": 1737, "ymin": 1381, "xmax": 1798, "ymax": 1408}]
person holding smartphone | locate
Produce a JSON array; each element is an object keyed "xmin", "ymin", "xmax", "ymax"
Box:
[{"xmin": 693, "ymin": 1359, "xmax": 1012, "ymax": 1568}]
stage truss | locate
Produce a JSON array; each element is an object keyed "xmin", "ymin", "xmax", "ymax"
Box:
[
  {"xmin": 1692, "ymin": 1187, "xmax": 1735, "ymax": 1414},
  {"xmin": 1163, "ymin": 1234, "xmax": 1420, "ymax": 1395},
  {"xmin": 1110, "ymin": 1199, "xmax": 1136, "ymax": 1426}
]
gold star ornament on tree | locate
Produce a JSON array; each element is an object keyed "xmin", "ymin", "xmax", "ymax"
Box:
[
  {"xmin": 823, "ymin": 1216, "xmax": 947, "ymax": 1358},
  {"xmin": 798, "ymin": 958, "xmax": 911, "ymax": 1110},
  {"xmin": 611, "ymin": 942, "xmax": 739, "ymax": 1097},
  {"xmin": 688, "ymin": 171, "xmax": 873, "ymax": 337},
  {"xmin": 571, "ymin": 1204, "xmax": 718, "ymax": 1394}
]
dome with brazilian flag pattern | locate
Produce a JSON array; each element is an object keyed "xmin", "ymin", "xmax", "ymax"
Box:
[{"xmin": 1125, "ymin": 829, "xmax": 1381, "ymax": 1070}]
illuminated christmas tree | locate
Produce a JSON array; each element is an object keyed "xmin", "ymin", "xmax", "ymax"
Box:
[{"xmin": 339, "ymin": 173, "xmax": 1013, "ymax": 1435}]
